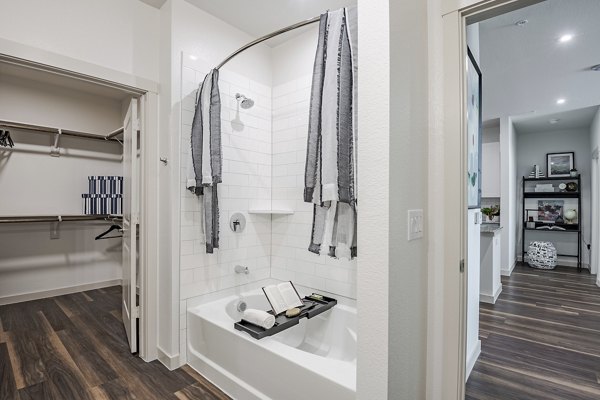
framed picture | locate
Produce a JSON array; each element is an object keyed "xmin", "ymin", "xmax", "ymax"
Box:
[
  {"xmin": 537, "ymin": 200, "xmax": 564, "ymax": 222},
  {"xmin": 547, "ymin": 152, "xmax": 574, "ymax": 177},
  {"xmin": 467, "ymin": 47, "xmax": 482, "ymax": 209}
]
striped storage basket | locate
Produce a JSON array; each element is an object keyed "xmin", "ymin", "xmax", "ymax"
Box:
[{"xmin": 83, "ymin": 176, "xmax": 123, "ymax": 215}]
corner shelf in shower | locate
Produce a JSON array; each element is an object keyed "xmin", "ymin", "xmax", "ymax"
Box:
[
  {"xmin": 234, "ymin": 295, "xmax": 337, "ymax": 340},
  {"xmin": 248, "ymin": 209, "xmax": 294, "ymax": 215}
]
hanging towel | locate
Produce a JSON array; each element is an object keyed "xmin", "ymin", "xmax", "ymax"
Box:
[
  {"xmin": 188, "ymin": 69, "xmax": 222, "ymax": 253},
  {"xmin": 305, "ymin": 7, "xmax": 358, "ymax": 260}
]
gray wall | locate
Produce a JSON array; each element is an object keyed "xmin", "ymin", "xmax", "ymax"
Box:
[
  {"xmin": 516, "ymin": 127, "xmax": 591, "ymax": 266},
  {"xmin": 483, "ymin": 123, "xmax": 500, "ymax": 143}
]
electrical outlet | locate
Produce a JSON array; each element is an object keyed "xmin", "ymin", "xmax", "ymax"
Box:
[{"xmin": 408, "ymin": 209, "xmax": 424, "ymax": 241}]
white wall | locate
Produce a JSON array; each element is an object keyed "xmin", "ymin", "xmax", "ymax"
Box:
[
  {"xmin": 591, "ymin": 108, "xmax": 600, "ymax": 283},
  {"xmin": 354, "ymin": 0, "xmax": 429, "ymax": 398},
  {"xmin": 0, "ymin": 0, "xmax": 160, "ymax": 82},
  {"xmin": 465, "ymin": 209, "xmax": 481, "ymax": 380},
  {"xmin": 500, "ymin": 117, "xmax": 518, "ymax": 275},
  {"xmin": 516, "ymin": 127, "xmax": 592, "ymax": 267},
  {"xmin": 592, "ymin": 108, "xmax": 600, "ymax": 150}
]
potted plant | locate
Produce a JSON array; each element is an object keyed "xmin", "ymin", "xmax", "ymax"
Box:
[{"xmin": 481, "ymin": 205, "xmax": 500, "ymax": 223}]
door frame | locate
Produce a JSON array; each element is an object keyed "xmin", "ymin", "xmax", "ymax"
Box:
[
  {"xmin": 439, "ymin": 0, "xmax": 543, "ymax": 398},
  {"xmin": 0, "ymin": 48, "xmax": 160, "ymax": 362}
]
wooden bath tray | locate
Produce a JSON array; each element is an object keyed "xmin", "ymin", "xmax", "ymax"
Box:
[{"xmin": 234, "ymin": 295, "xmax": 337, "ymax": 340}]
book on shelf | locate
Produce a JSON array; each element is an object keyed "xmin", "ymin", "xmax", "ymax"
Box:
[
  {"xmin": 535, "ymin": 225, "xmax": 566, "ymax": 231},
  {"xmin": 262, "ymin": 281, "xmax": 304, "ymax": 315}
]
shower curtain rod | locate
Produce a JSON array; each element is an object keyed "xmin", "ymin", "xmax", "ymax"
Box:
[{"xmin": 216, "ymin": 15, "xmax": 320, "ymax": 70}]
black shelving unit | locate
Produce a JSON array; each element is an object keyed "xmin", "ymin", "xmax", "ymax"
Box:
[{"xmin": 522, "ymin": 175, "xmax": 582, "ymax": 271}]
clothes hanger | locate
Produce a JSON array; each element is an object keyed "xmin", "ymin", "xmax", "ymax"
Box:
[
  {"xmin": 0, "ymin": 130, "xmax": 14, "ymax": 148},
  {"xmin": 95, "ymin": 224, "xmax": 123, "ymax": 240}
]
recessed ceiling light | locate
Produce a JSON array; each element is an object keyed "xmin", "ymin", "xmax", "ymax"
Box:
[
  {"xmin": 549, "ymin": 118, "xmax": 560, "ymax": 124},
  {"xmin": 559, "ymin": 34, "xmax": 573, "ymax": 43},
  {"xmin": 556, "ymin": 98, "xmax": 566, "ymax": 105},
  {"xmin": 189, "ymin": 55, "xmax": 198, "ymax": 61},
  {"xmin": 515, "ymin": 19, "xmax": 528, "ymax": 27}
]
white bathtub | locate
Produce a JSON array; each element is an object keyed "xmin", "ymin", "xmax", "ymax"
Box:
[{"xmin": 187, "ymin": 287, "xmax": 357, "ymax": 400}]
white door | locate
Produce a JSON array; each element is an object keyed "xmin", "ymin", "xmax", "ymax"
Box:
[{"xmin": 122, "ymin": 98, "xmax": 139, "ymax": 353}]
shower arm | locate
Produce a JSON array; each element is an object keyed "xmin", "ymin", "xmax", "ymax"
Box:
[{"xmin": 215, "ymin": 16, "xmax": 320, "ymax": 70}]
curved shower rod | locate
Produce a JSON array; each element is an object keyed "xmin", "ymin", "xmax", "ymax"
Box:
[{"xmin": 215, "ymin": 15, "xmax": 320, "ymax": 70}]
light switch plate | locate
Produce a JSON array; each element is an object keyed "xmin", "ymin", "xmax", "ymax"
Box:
[{"xmin": 408, "ymin": 209, "xmax": 424, "ymax": 241}]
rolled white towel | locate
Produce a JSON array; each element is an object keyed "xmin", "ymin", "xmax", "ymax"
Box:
[{"xmin": 243, "ymin": 309, "xmax": 275, "ymax": 330}]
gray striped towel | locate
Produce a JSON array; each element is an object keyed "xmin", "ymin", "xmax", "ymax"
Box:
[
  {"xmin": 305, "ymin": 7, "xmax": 358, "ymax": 260},
  {"xmin": 189, "ymin": 69, "xmax": 222, "ymax": 253}
]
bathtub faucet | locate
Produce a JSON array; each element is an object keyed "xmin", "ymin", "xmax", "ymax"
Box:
[{"xmin": 234, "ymin": 265, "xmax": 249, "ymax": 274}]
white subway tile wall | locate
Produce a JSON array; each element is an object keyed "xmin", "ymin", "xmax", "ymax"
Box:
[
  {"xmin": 178, "ymin": 58, "xmax": 357, "ymax": 362},
  {"xmin": 270, "ymin": 74, "xmax": 357, "ymax": 299},
  {"xmin": 180, "ymin": 59, "xmax": 273, "ymax": 309}
]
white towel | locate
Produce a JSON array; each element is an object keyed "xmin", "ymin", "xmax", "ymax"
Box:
[{"xmin": 242, "ymin": 309, "xmax": 275, "ymax": 330}]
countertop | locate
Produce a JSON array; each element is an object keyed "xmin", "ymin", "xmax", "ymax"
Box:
[{"xmin": 481, "ymin": 223, "xmax": 502, "ymax": 234}]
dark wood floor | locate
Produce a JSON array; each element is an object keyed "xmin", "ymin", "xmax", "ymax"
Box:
[
  {"xmin": 0, "ymin": 286, "xmax": 230, "ymax": 400},
  {"xmin": 466, "ymin": 263, "xmax": 600, "ymax": 400}
]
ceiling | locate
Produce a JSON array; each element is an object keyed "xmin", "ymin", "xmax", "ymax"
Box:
[
  {"xmin": 182, "ymin": 0, "xmax": 356, "ymax": 46},
  {"xmin": 512, "ymin": 105, "xmax": 599, "ymax": 134},
  {"xmin": 477, "ymin": 0, "xmax": 600, "ymax": 121},
  {"xmin": 138, "ymin": 0, "xmax": 167, "ymax": 9},
  {"xmin": 0, "ymin": 62, "xmax": 133, "ymax": 101}
]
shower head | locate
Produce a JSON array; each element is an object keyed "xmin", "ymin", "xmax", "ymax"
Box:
[{"xmin": 235, "ymin": 93, "xmax": 255, "ymax": 109}]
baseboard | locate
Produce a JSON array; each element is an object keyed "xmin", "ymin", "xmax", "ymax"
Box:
[
  {"xmin": 466, "ymin": 340, "xmax": 481, "ymax": 381},
  {"xmin": 501, "ymin": 260, "xmax": 517, "ymax": 277},
  {"xmin": 157, "ymin": 346, "xmax": 181, "ymax": 370},
  {"xmin": 517, "ymin": 255, "xmax": 590, "ymax": 270},
  {"xmin": 480, "ymin": 284, "xmax": 502, "ymax": 304},
  {"xmin": 0, "ymin": 279, "xmax": 122, "ymax": 306}
]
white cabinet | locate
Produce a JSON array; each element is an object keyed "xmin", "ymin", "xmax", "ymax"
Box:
[
  {"xmin": 480, "ymin": 228, "xmax": 502, "ymax": 304},
  {"xmin": 482, "ymin": 142, "xmax": 500, "ymax": 197}
]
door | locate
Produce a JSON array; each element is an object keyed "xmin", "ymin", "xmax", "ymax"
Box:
[{"xmin": 122, "ymin": 98, "xmax": 139, "ymax": 353}]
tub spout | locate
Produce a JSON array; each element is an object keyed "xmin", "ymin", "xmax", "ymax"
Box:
[{"xmin": 235, "ymin": 265, "xmax": 249, "ymax": 274}]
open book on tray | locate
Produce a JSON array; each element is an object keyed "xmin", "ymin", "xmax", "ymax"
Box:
[{"xmin": 262, "ymin": 281, "xmax": 304, "ymax": 315}]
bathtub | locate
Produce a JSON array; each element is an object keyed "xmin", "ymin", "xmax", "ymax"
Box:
[{"xmin": 187, "ymin": 286, "xmax": 356, "ymax": 400}]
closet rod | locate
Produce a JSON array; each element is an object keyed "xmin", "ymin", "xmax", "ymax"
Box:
[
  {"xmin": 0, "ymin": 215, "xmax": 122, "ymax": 224},
  {"xmin": 0, "ymin": 120, "xmax": 122, "ymax": 142},
  {"xmin": 106, "ymin": 127, "xmax": 125, "ymax": 140},
  {"xmin": 216, "ymin": 15, "xmax": 320, "ymax": 70}
]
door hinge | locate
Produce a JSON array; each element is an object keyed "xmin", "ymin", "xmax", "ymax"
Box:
[
  {"xmin": 134, "ymin": 305, "xmax": 140, "ymax": 319},
  {"xmin": 134, "ymin": 118, "xmax": 141, "ymax": 132},
  {"xmin": 460, "ymin": 259, "xmax": 465, "ymax": 273}
]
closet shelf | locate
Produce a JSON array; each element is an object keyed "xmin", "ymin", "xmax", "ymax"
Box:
[
  {"xmin": 0, "ymin": 119, "xmax": 123, "ymax": 143},
  {"xmin": 248, "ymin": 209, "xmax": 294, "ymax": 215},
  {"xmin": 0, "ymin": 215, "xmax": 122, "ymax": 224}
]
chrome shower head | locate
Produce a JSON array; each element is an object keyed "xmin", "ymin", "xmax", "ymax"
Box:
[{"xmin": 236, "ymin": 93, "xmax": 254, "ymax": 109}]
